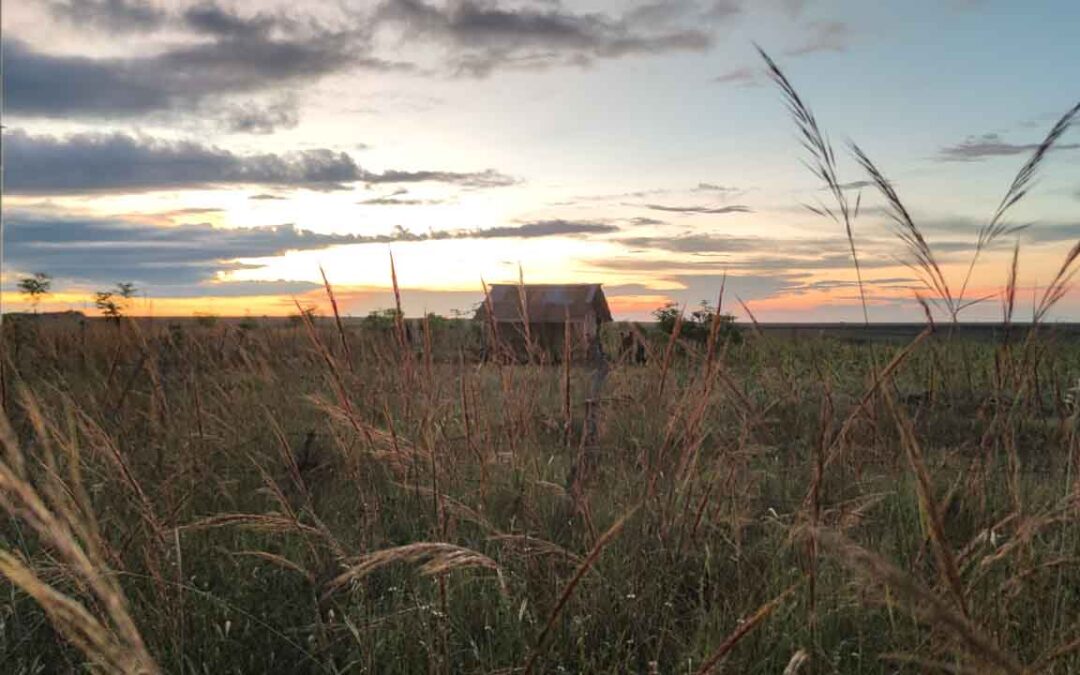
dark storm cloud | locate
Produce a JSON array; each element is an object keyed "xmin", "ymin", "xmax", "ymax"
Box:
[
  {"xmin": 3, "ymin": 130, "xmax": 518, "ymax": 194},
  {"xmin": 375, "ymin": 0, "xmax": 713, "ymax": 76},
  {"xmin": 937, "ymin": 132, "xmax": 1080, "ymax": 161},
  {"xmin": 639, "ymin": 203, "xmax": 752, "ymax": 214}
]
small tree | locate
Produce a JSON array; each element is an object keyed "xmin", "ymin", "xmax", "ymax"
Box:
[
  {"xmin": 95, "ymin": 282, "xmax": 137, "ymax": 322},
  {"xmin": 288, "ymin": 306, "xmax": 318, "ymax": 327},
  {"xmin": 194, "ymin": 312, "xmax": 219, "ymax": 328},
  {"xmin": 362, "ymin": 308, "xmax": 402, "ymax": 331},
  {"xmin": 94, "ymin": 292, "xmax": 122, "ymax": 323},
  {"xmin": 116, "ymin": 282, "xmax": 137, "ymax": 300},
  {"xmin": 653, "ymin": 300, "xmax": 741, "ymax": 346},
  {"xmin": 238, "ymin": 314, "xmax": 259, "ymax": 331},
  {"xmin": 17, "ymin": 273, "xmax": 51, "ymax": 313}
]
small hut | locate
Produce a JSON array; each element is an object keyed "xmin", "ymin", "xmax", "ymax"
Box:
[{"xmin": 475, "ymin": 283, "xmax": 613, "ymax": 362}]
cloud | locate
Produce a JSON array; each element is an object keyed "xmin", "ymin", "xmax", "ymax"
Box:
[
  {"xmin": 835, "ymin": 180, "xmax": 874, "ymax": 190},
  {"xmin": 216, "ymin": 98, "xmax": 301, "ymax": 134},
  {"xmin": 919, "ymin": 216, "xmax": 1080, "ymax": 245},
  {"xmin": 784, "ymin": 20, "xmax": 851, "ymax": 56},
  {"xmin": 4, "ymin": 130, "xmax": 363, "ymax": 193},
  {"xmin": 3, "ymin": 130, "xmax": 518, "ymax": 194},
  {"xmin": 366, "ymin": 168, "xmax": 519, "ymax": 188},
  {"xmin": 4, "ymin": 0, "xmax": 413, "ymax": 129},
  {"xmin": 937, "ymin": 132, "xmax": 1080, "ymax": 162},
  {"xmin": 713, "ymin": 65, "xmax": 760, "ymax": 86},
  {"xmin": 627, "ymin": 217, "xmax": 666, "ymax": 226},
  {"xmin": 249, "ymin": 193, "xmax": 286, "ymax": 201},
  {"xmin": 471, "ymin": 220, "xmax": 618, "ymax": 238},
  {"xmin": 639, "ymin": 203, "xmax": 752, "ymax": 214},
  {"xmin": 610, "ymin": 232, "xmax": 910, "ymax": 272},
  {"xmin": 4, "ymin": 210, "xmax": 617, "ymax": 288},
  {"xmin": 180, "ymin": 2, "xmax": 281, "ymax": 38},
  {"xmin": 607, "ymin": 272, "xmax": 805, "ymax": 305},
  {"xmin": 375, "ymin": 0, "xmax": 714, "ymax": 76},
  {"xmin": 1, "ymin": 31, "xmax": 382, "ymax": 123},
  {"xmin": 619, "ymin": 233, "xmax": 809, "ymax": 253},
  {"xmin": 4, "ymin": 212, "xmax": 373, "ymax": 286},
  {"xmin": 358, "ymin": 196, "xmax": 445, "ymax": 205},
  {"xmin": 48, "ymin": 0, "xmax": 166, "ymax": 32},
  {"xmin": 693, "ymin": 182, "xmax": 743, "ymax": 193}
]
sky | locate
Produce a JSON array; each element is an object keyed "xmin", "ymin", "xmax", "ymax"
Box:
[{"xmin": 2, "ymin": 0, "xmax": 1078, "ymax": 321}]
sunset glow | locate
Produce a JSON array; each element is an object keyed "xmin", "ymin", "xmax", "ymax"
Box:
[{"xmin": 3, "ymin": 0, "xmax": 1078, "ymax": 321}]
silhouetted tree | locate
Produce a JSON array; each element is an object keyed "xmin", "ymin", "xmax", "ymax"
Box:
[{"xmin": 17, "ymin": 272, "xmax": 51, "ymax": 313}]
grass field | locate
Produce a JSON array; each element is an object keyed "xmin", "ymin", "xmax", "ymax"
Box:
[
  {"xmin": 2, "ymin": 310, "xmax": 1080, "ymax": 674},
  {"xmin": 3, "ymin": 48, "xmax": 1079, "ymax": 675}
]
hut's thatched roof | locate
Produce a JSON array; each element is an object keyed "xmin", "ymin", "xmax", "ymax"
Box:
[{"xmin": 476, "ymin": 284, "xmax": 612, "ymax": 323}]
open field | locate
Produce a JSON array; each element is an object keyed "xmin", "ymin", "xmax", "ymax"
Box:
[{"xmin": 2, "ymin": 312, "xmax": 1080, "ymax": 674}]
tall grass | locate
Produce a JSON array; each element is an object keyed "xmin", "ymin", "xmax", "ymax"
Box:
[
  {"xmin": 2, "ymin": 305, "xmax": 1079, "ymax": 672},
  {"xmin": 1, "ymin": 56, "xmax": 1079, "ymax": 674}
]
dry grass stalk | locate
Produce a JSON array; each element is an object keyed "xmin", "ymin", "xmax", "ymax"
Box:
[
  {"xmin": 1002, "ymin": 243, "xmax": 1020, "ymax": 334},
  {"xmin": 822, "ymin": 326, "xmax": 932, "ymax": 469},
  {"xmin": 758, "ymin": 46, "xmax": 869, "ymax": 325},
  {"xmin": 850, "ymin": 143, "xmax": 956, "ymax": 318},
  {"xmin": 703, "ymin": 273, "xmax": 727, "ymax": 379},
  {"xmin": 389, "ymin": 250, "xmax": 408, "ymax": 353},
  {"xmin": 230, "ymin": 550, "xmax": 315, "ymax": 584},
  {"xmin": 1031, "ymin": 633, "xmax": 1080, "ymax": 672},
  {"xmin": 0, "ymin": 411, "xmax": 159, "ymax": 673},
  {"xmin": 480, "ymin": 278, "xmax": 503, "ymax": 363},
  {"xmin": 523, "ymin": 506, "xmax": 638, "ymax": 675},
  {"xmin": 1035, "ymin": 239, "xmax": 1080, "ymax": 323},
  {"xmin": 516, "ymin": 263, "xmax": 535, "ymax": 363},
  {"xmin": 878, "ymin": 652, "xmax": 984, "ymax": 674},
  {"xmin": 0, "ymin": 552, "xmax": 158, "ymax": 674},
  {"xmin": 322, "ymin": 542, "xmax": 505, "ymax": 600},
  {"xmin": 694, "ymin": 580, "xmax": 802, "ymax": 675},
  {"xmin": 657, "ymin": 304, "xmax": 684, "ymax": 399},
  {"xmin": 820, "ymin": 531, "xmax": 1023, "ymax": 674},
  {"xmin": 487, "ymin": 534, "xmax": 585, "ymax": 566},
  {"xmin": 882, "ymin": 386, "xmax": 968, "ymax": 618},
  {"xmin": 736, "ymin": 296, "xmax": 763, "ymax": 338},
  {"xmin": 782, "ymin": 649, "xmax": 810, "ymax": 675},
  {"xmin": 319, "ymin": 265, "xmax": 354, "ymax": 373},
  {"xmin": 176, "ymin": 513, "xmax": 326, "ymax": 538},
  {"xmin": 959, "ymin": 100, "xmax": 1080, "ymax": 306},
  {"xmin": 563, "ymin": 308, "xmax": 572, "ymax": 446}
]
